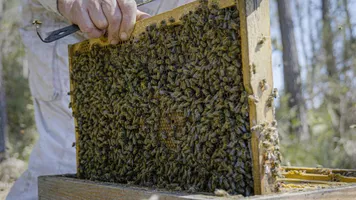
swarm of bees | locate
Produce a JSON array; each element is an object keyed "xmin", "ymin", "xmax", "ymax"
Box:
[{"xmin": 69, "ymin": 0, "xmax": 280, "ymax": 196}]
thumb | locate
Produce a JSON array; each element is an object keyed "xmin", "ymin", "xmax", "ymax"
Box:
[{"xmin": 136, "ymin": 10, "xmax": 151, "ymax": 21}]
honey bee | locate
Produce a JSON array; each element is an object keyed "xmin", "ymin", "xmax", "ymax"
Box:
[
  {"xmin": 248, "ymin": 95, "xmax": 259, "ymax": 104},
  {"xmin": 169, "ymin": 16, "xmax": 176, "ymax": 23},
  {"xmin": 258, "ymin": 36, "xmax": 267, "ymax": 45},
  {"xmin": 272, "ymin": 88, "xmax": 279, "ymax": 98}
]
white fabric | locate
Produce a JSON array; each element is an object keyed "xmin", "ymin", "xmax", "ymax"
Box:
[
  {"xmin": 6, "ymin": 0, "xmax": 194, "ymax": 199},
  {"xmin": 36, "ymin": 0, "xmax": 61, "ymax": 17}
]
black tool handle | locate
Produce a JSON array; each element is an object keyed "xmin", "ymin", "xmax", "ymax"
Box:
[{"xmin": 40, "ymin": 24, "xmax": 80, "ymax": 43}]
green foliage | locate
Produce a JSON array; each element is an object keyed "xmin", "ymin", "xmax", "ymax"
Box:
[
  {"xmin": 272, "ymin": 0, "xmax": 356, "ymax": 169},
  {"xmin": 2, "ymin": 48, "xmax": 37, "ymax": 161},
  {"xmin": 276, "ymin": 92, "xmax": 356, "ymax": 169},
  {"xmin": 1, "ymin": 0, "xmax": 37, "ymax": 161}
]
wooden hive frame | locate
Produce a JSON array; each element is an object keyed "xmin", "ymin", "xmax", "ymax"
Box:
[{"xmin": 68, "ymin": 0, "xmax": 274, "ymax": 196}]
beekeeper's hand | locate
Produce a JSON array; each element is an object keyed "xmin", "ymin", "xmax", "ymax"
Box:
[{"xmin": 58, "ymin": 0, "xmax": 150, "ymax": 44}]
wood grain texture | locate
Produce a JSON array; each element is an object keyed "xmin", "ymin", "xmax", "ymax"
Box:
[
  {"xmin": 282, "ymin": 173, "xmax": 356, "ymax": 183},
  {"xmin": 38, "ymin": 176, "xmax": 356, "ymax": 200},
  {"xmin": 38, "ymin": 175, "xmax": 244, "ymax": 200},
  {"xmin": 238, "ymin": 0, "xmax": 274, "ymax": 195},
  {"xmin": 277, "ymin": 178, "xmax": 348, "ymax": 185},
  {"xmin": 282, "ymin": 166, "xmax": 356, "ymax": 174},
  {"xmin": 250, "ymin": 184, "xmax": 356, "ymax": 200}
]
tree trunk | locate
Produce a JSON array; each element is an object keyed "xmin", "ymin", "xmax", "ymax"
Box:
[
  {"xmin": 307, "ymin": 0, "xmax": 317, "ymax": 109},
  {"xmin": 321, "ymin": 0, "xmax": 342, "ymax": 141},
  {"xmin": 322, "ymin": 0, "xmax": 337, "ymax": 79},
  {"xmin": 0, "ymin": 51, "xmax": 6, "ymax": 162},
  {"xmin": 0, "ymin": 0, "xmax": 7, "ymax": 162},
  {"xmin": 342, "ymin": 0, "xmax": 355, "ymax": 75},
  {"xmin": 342, "ymin": 0, "xmax": 353, "ymax": 42},
  {"xmin": 277, "ymin": 0, "xmax": 308, "ymax": 140},
  {"xmin": 339, "ymin": 0, "xmax": 353, "ymax": 139}
]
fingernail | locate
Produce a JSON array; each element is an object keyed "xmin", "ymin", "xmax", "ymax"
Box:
[
  {"xmin": 111, "ymin": 39, "xmax": 118, "ymax": 45},
  {"xmin": 120, "ymin": 32, "xmax": 128, "ymax": 41}
]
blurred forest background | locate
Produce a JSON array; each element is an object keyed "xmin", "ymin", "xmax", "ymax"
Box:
[
  {"xmin": 0, "ymin": 0, "xmax": 355, "ymax": 198},
  {"xmin": 0, "ymin": 0, "xmax": 37, "ymax": 198}
]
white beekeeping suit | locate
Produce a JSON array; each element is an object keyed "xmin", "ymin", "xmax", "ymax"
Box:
[{"xmin": 6, "ymin": 0, "xmax": 194, "ymax": 199}]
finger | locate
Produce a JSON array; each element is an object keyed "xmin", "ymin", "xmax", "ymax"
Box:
[
  {"xmin": 75, "ymin": 10, "xmax": 104, "ymax": 38},
  {"xmin": 136, "ymin": 10, "xmax": 151, "ymax": 21},
  {"xmin": 117, "ymin": 0, "xmax": 137, "ymax": 41},
  {"xmin": 87, "ymin": 1, "xmax": 109, "ymax": 30},
  {"xmin": 102, "ymin": 0, "xmax": 122, "ymax": 44}
]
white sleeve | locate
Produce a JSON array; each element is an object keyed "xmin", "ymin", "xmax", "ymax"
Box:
[
  {"xmin": 139, "ymin": 0, "xmax": 180, "ymax": 16},
  {"xmin": 37, "ymin": 0, "xmax": 61, "ymax": 16}
]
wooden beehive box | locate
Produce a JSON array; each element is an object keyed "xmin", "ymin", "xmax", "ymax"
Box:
[
  {"xmin": 38, "ymin": 167, "xmax": 356, "ymax": 199},
  {"xmin": 67, "ymin": 0, "xmax": 276, "ymax": 196}
]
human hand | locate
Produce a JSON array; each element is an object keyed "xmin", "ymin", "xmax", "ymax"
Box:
[{"xmin": 58, "ymin": 0, "xmax": 150, "ymax": 44}]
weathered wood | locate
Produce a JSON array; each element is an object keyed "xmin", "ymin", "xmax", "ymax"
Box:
[
  {"xmin": 277, "ymin": 178, "xmax": 348, "ymax": 185},
  {"xmin": 282, "ymin": 166, "xmax": 356, "ymax": 174},
  {"xmin": 282, "ymin": 172, "xmax": 356, "ymax": 183},
  {"xmin": 238, "ymin": 0, "xmax": 274, "ymax": 195},
  {"xmin": 38, "ymin": 175, "xmax": 243, "ymax": 200},
  {"xmin": 251, "ymin": 184, "xmax": 356, "ymax": 200},
  {"xmin": 282, "ymin": 166, "xmax": 356, "ymax": 183},
  {"xmin": 38, "ymin": 175, "xmax": 356, "ymax": 200}
]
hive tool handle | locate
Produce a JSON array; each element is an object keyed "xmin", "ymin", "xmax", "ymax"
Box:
[{"xmin": 35, "ymin": 23, "xmax": 80, "ymax": 43}]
